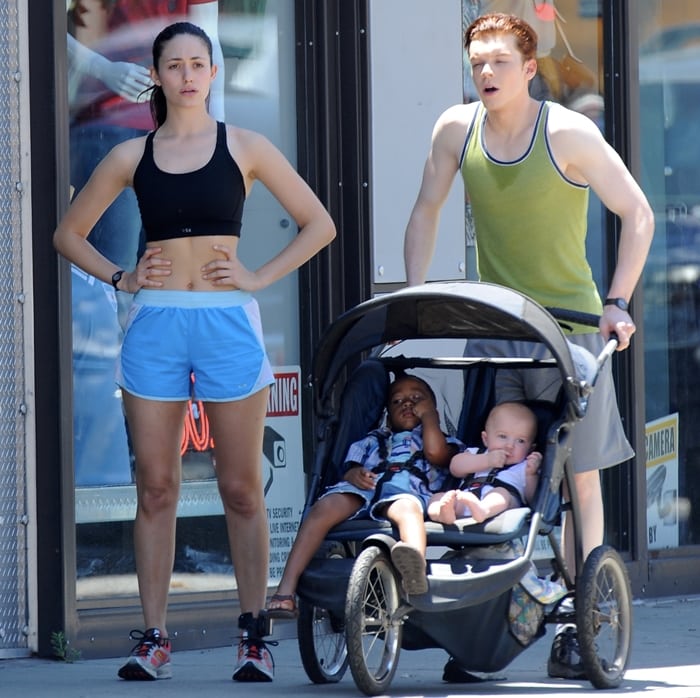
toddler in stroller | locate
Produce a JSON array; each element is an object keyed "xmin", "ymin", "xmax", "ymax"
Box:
[{"xmin": 266, "ymin": 372, "xmax": 462, "ymax": 618}]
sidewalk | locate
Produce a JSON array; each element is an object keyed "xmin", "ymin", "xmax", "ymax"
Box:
[{"xmin": 1, "ymin": 596, "xmax": 698, "ymax": 697}]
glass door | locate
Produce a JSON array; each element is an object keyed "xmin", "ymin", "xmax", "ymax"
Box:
[{"xmin": 638, "ymin": 0, "xmax": 700, "ymax": 550}]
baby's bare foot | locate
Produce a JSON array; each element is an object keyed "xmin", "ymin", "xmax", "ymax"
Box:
[
  {"xmin": 455, "ymin": 490, "xmax": 487, "ymax": 523},
  {"xmin": 432, "ymin": 490, "xmax": 457, "ymax": 524}
]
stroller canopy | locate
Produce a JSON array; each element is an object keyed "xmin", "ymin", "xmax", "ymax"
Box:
[{"xmin": 312, "ymin": 281, "xmax": 582, "ymax": 414}]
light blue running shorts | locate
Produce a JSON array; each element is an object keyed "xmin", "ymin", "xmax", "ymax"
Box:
[{"xmin": 117, "ymin": 290, "xmax": 274, "ymax": 402}]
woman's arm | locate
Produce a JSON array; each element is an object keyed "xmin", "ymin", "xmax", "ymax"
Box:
[
  {"xmin": 202, "ymin": 128, "xmax": 336, "ymax": 291},
  {"xmin": 53, "ymin": 137, "xmax": 155, "ymax": 293},
  {"xmin": 53, "ymin": 140, "xmax": 135, "ymax": 281}
]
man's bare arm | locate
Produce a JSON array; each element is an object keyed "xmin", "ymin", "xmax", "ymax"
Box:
[
  {"xmin": 404, "ymin": 104, "xmax": 474, "ymax": 285},
  {"xmin": 550, "ymin": 107, "xmax": 655, "ymax": 348}
]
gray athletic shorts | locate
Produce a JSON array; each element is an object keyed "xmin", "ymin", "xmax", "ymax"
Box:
[{"xmin": 468, "ymin": 333, "xmax": 634, "ymax": 473}]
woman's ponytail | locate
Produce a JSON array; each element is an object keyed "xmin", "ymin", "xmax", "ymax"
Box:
[{"xmin": 149, "ymin": 84, "xmax": 167, "ymax": 127}]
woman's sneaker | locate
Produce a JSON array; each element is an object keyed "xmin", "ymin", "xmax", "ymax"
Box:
[
  {"xmin": 547, "ymin": 624, "xmax": 586, "ymax": 679},
  {"xmin": 232, "ymin": 632, "xmax": 275, "ymax": 682},
  {"xmin": 117, "ymin": 628, "xmax": 172, "ymax": 680}
]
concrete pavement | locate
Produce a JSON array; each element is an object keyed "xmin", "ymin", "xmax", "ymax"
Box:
[{"xmin": 1, "ymin": 595, "xmax": 698, "ymax": 697}]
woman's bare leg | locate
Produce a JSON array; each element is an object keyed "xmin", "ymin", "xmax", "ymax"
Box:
[
  {"xmin": 122, "ymin": 393, "xmax": 188, "ymax": 636},
  {"xmin": 205, "ymin": 389, "xmax": 271, "ymax": 616}
]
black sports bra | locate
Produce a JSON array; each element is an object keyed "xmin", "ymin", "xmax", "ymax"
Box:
[{"xmin": 133, "ymin": 121, "xmax": 245, "ymax": 242}]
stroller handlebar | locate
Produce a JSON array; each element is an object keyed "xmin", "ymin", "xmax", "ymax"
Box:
[
  {"xmin": 547, "ymin": 307, "xmax": 619, "ymax": 390},
  {"xmin": 546, "ymin": 306, "xmax": 599, "ymax": 329}
]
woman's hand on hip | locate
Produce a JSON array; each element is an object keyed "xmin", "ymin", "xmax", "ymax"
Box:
[
  {"xmin": 129, "ymin": 246, "xmax": 171, "ymax": 291},
  {"xmin": 201, "ymin": 244, "xmax": 260, "ymax": 291}
]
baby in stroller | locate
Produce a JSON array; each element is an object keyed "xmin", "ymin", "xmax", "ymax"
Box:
[
  {"xmin": 428, "ymin": 401, "xmax": 542, "ymax": 525},
  {"xmin": 266, "ymin": 372, "xmax": 462, "ymax": 617}
]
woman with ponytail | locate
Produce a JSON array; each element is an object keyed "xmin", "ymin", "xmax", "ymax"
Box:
[{"xmin": 55, "ymin": 20, "xmax": 336, "ymax": 685}]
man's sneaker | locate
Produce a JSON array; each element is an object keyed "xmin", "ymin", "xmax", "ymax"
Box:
[
  {"xmin": 547, "ymin": 624, "xmax": 587, "ymax": 679},
  {"xmin": 442, "ymin": 656, "xmax": 486, "ymax": 683},
  {"xmin": 232, "ymin": 633, "xmax": 275, "ymax": 682},
  {"xmin": 117, "ymin": 628, "xmax": 172, "ymax": 681}
]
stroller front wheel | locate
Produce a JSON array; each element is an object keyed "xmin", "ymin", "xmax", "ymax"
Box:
[
  {"xmin": 345, "ymin": 544, "xmax": 404, "ymax": 696},
  {"xmin": 297, "ymin": 598, "xmax": 348, "ymax": 683},
  {"xmin": 576, "ymin": 544, "xmax": 633, "ymax": 689}
]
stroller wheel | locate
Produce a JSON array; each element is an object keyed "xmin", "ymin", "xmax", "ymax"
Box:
[
  {"xmin": 576, "ymin": 544, "xmax": 633, "ymax": 689},
  {"xmin": 345, "ymin": 545, "xmax": 403, "ymax": 696},
  {"xmin": 297, "ymin": 598, "xmax": 348, "ymax": 683}
]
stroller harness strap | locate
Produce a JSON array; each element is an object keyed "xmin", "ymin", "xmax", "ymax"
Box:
[
  {"xmin": 367, "ymin": 430, "xmax": 439, "ymax": 506},
  {"xmin": 370, "ymin": 451, "xmax": 432, "ymax": 494}
]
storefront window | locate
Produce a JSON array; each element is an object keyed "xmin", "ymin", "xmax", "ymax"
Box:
[
  {"xmin": 638, "ymin": 1, "xmax": 700, "ymax": 549},
  {"xmin": 65, "ymin": 0, "xmax": 304, "ymax": 603}
]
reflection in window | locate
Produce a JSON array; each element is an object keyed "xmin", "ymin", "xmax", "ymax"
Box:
[{"xmin": 639, "ymin": 1, "xmax": 700, "ymax": 548}]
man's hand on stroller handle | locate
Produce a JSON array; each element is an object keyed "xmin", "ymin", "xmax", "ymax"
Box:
[{"xmin": 600, "ymin": 305, "xmax": 632, "ymax": 351}]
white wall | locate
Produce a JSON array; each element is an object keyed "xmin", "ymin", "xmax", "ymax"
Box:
[{"xmin": 368, "ymin": 0, "xmax": 466, "ymax": 284}]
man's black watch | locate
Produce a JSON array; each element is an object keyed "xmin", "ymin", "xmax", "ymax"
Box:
[
  {"xmin": 111, "ymin": 269, "xmax": 125, "ymax": 290},
  {"xmin": 604, "ymin": 297, "xmax": 629, "ymax": 312}
]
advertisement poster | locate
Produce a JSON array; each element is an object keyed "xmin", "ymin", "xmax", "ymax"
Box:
[
  {"xmin": 264, "ymin": 367, "xmax": 305, "ymax": 582},
  {"xmin": 645, "ymin": 413, "xmax": 679, "ymax": 550}
]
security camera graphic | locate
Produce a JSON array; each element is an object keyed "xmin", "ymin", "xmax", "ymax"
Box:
[
  {"xmin": 646, "ymin": 464, "xmax": 666, "ymax": 509},
  {"xmin": 263, "ymin": 426, "xmax": 287, "ymax": 468}
]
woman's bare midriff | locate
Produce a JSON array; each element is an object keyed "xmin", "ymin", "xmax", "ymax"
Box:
[{"xmin": 148, "ymin": 235, "xmax": 241, "ymax": 291}]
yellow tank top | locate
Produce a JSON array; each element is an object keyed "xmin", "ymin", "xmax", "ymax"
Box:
[{"xmin": 460, "ymin": 101, "xmax": 602, "ymax": 330}]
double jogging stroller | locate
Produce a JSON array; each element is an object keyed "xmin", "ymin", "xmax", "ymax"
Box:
[{"xmin": 290, "ymin": 281, "xmax": 632, "ymax": 695}]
